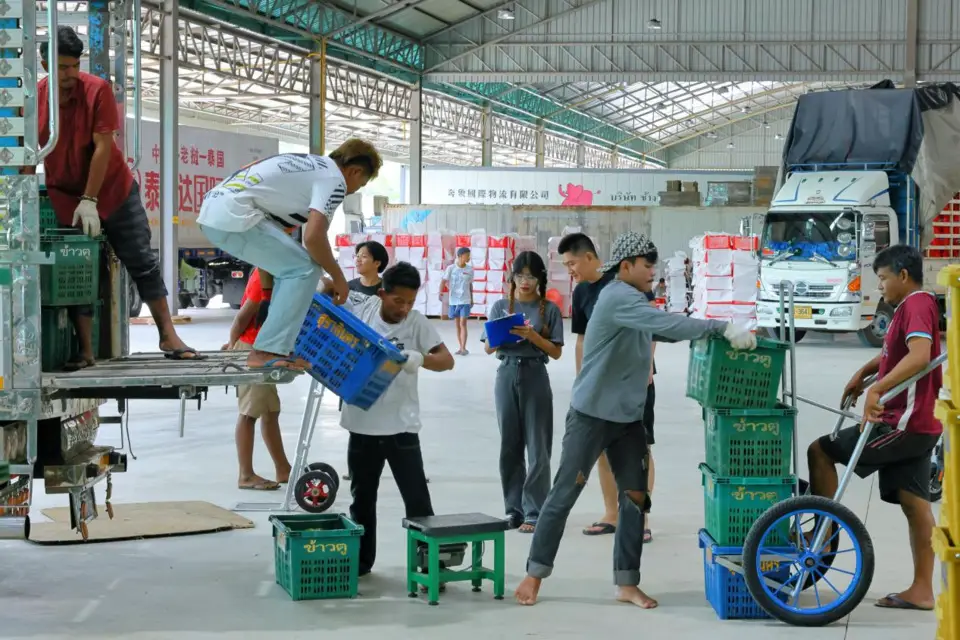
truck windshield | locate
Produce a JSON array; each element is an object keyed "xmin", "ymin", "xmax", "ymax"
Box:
[{"xmin": 761, "ymin": 210, "xmax": 858, "ymax": 263}]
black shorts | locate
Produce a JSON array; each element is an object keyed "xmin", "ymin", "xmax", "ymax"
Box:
[
  {"xmin": 103, "ymin": 181, "xmax": 167, "ymax": 302},
  {"xmin": 643, "ymin": 380, "xmax": 655, "ymax": 445},
  {"xmin": 818, "ymin": 425, "xmax": 939, "ymax": 504}
]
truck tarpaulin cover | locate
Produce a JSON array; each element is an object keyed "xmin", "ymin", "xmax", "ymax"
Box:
[{"xmin": 781, "ymin": 82, "xmax": 960, "ymax": 248}]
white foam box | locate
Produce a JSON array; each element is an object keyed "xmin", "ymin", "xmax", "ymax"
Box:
[
  {"xmin": 486, "ymin": 292, "xmax": 504, "ymax": 306},
  {"xmin": 472, "ymin": 280, "xmax": 487, "ymax": 293},
  {"xmin": 414, "ymin": 302, "xmax": 428, "ymax": 316},
  {"xmin": 469, "ymin": 249, "xmax": 487, "ymax": 269},
  {"xmin": 700, "ymin": 275, "xmax": 734, "ymax": 291},
  {"xmin": 426, "ymin": 247, "xmax": 448, "ymax": 270},
  {"xmin": 415, "ymin": 289, "xmax": 427, "ymax": 305},
  {"xmin": 426, "ymin": 269, "xmax": 445, "ymax": 294},
  {"xmin": 338, "ymin": 252, "xmax": 355, "ymax": 268},
  {"xmin": 425, "ymin": 299, "xmax": 448, "ymax": 317},
  {"xmin": 417, "ymin": 269, "xmax": 427, "ymax": 286}
]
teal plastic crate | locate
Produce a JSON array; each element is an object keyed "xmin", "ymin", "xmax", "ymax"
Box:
[
  {"xmin": 41, "ymin": 307, "xmax": 74, "ymax": 371},
  {"xmin": 270, "ymin": 513, "xmax": 364, "ymax": 601},
  {"xmin": 686, "ymin": 335, "xmax": 788, "ymax": 409},
  {"xmin": 40, "ymin": 232, "xmax": 101, "ymax": 305},
  {"xmin": 39, "ymin": 195, "xmax": 60, "ymax": 233},
  {"xmin": 704, "ymin": 404, "xmax": 797, "ymax": 477},
  {"xmin": 700, "ymin": 463, "xmax": 795, "ymax": 547}
]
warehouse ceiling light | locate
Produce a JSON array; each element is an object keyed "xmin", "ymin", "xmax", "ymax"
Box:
[
  {"xmin": 647, "ymin": 18, "xmax": 662, "ymax": 30},
  {"xmin": 498, "ymin": 7, "xmax": 515, "ymax": 20}
]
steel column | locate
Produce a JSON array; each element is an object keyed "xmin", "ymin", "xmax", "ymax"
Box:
[
  {"xmin": 481, "ymin": 104, "xmax": 493, "ymax": 167},
  {"xmin": 159, "ymin": 0, "xmax": 178, "ymax": 316},
  {"xmin": 409, "ymin": 84, "xmax": 422, "ymax": 205},
  {"xmin": 904, "ymin": 0, "xmax": 918, "ymax": 88},
  {"xmin": 309, "ymin": 40, "xmax": 325, "ymax": 155},
  {"xmin": 534, "ymin": 122, "xmax": 545, "ymax": 168},
  {"xmin": 575, "ymin": 139, "xmax": 585, "ymax": 168}
]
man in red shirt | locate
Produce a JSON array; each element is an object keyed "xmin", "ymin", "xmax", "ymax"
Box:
[
  {"xmin": 32, "ymin": 27, "xmax": 201, "ymax": 368},
  {"xmin": 223, "ymin": 268, "xmax": 291, "ymax": 490},
  {"xmin": 808, "ymin": 244, "xmax": 941, "ymax": 612}
]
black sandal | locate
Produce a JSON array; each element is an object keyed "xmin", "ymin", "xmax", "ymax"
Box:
[
  {"xmin": 162, "ymin": 346, "xmax": 208, "ymax": 361},
  {"xmin": 62, "ymin": 358, "xmax": 95, "ymax": 372}
]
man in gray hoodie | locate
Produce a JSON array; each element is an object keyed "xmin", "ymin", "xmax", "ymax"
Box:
[{"xmin": 514, "ymin": 231, "xmax": 757, "ymax": 609}]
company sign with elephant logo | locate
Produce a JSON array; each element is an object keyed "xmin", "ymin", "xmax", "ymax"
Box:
[{"xmin": 422, "ymin": 168, "xmax": 752, "ymax": 207}]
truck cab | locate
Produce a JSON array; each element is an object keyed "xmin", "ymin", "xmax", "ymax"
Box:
[{"xmin": 755, "ymin": 170, "xmax": 899, "ymax": 347}]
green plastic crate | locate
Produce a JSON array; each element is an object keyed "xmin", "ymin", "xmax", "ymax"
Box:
[
  {"xmin": 40, "ymin": 232, "xmax": 101, "ymax": 305},
  {"xmin": 40, "ymin": 307, "xmax": 74, "ymax": 371},
  {"xmin": 39, "ymin": 196, "xmax": 60, "ymax": 233},
  {"xmin": 270, "ymin": 513, "xmax": 364, "ymax": 601},
  {"xmin": 700, "ymin": 463, "xmax": 795, "ymax": 547},
  {"xmin": 686, "ymin": 335, "xmax": 788, "ymax": 409},
  {"xmin": 704, "ymin": 404, "xmax": 797, "ymax": 477}
]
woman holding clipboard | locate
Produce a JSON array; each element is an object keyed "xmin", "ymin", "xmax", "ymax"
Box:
[{"xmin": 482, "ymin": 251, "xmax": 564, "ymax": 533}]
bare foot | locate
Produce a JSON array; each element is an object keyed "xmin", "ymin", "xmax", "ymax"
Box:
[
  {"xmin": 518, "ymin": 522, "xmax": 536, "ymax": 533},
  {"xmin": 275, "ymin": 465, "xmax": 292, "ymax": 484},
  {"xmin": 245, "ymin": 350, "xmax": 307, "ymax": 371},
  {"xmin": 514, "ymin": 576, "xmax": 542, "ymax": 606},
  {"xmin": 615, "ymin": 586, "xmax": 658, "ymax": 609}
]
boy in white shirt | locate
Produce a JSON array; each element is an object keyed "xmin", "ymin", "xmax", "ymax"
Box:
[
  {"xmin": 322, "ymin": 262, "xmax": 455, "ymax": 576},
  {"xmin": 440, "ymin": 248, "xmax": 474, "ymax": 355}
]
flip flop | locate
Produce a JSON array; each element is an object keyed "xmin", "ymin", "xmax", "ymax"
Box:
[
  {"xmin": 238, "ymin": 479, "xmax": 281, "ymax": 491},
  {"xmin": 518, "ymin": 522, "xmax": 536, "ymax": 534},
  {"xmin": 583, "ymin": 522, "xmax": 616, "ymax": 536},
  {"xmin": 875, "ymin": 594, "xmax": 934, "ymax": 611},
  {"xmin": 248, "ymin": 357, "xmax": 307, "ymax": 372},
  {"xmin": 644, "ymin": 529, "xmax": 653, "ymax": 543},
  {"xmin": 162, "ymin": 347, "xmax": 208, "ymax": 361},
  {"xmin": 62, "ymin": 358, "xmax": 95, "ymax": 372}
]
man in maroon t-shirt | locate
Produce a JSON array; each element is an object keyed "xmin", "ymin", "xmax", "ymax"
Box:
[
  {"xmin": 29, "ymin": 27, "xmax": 200, "ymax": 369},
  {"xmin": 808, "ymin": 244, "xmax": 941, "ymax": 612}
]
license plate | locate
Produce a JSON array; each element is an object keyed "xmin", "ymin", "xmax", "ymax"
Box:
[
  {"xmin": 794, "ymin": 306, "xmax": 813, "ymax": 320},
  {"xmin": 231, "ymin": 271, "xmax": 244, "ymax": 278}
]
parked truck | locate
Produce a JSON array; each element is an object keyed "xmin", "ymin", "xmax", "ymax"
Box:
[{"xmin": 752, "ymin": 82, "xmax": 960, "ymax": 346}]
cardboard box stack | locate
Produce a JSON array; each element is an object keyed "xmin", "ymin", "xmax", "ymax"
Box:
[
  {"xmin": 483, "ymin": 235, "xmax": 516, "ymax": 316},
  {"xmin": 425, "ymin": 231, "xmax": 455, "ymax": 318},
  {"xmin": 689, "ymin": 233, "xmax": 760, "ymax": 331}
]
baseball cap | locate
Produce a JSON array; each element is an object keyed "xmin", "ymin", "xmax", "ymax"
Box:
[{"xmin": 599, "ymin": 231, "xmax": 657, "ymax": 273}]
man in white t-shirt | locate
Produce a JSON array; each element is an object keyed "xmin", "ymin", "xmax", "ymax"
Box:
[
  {"xmin": 197, "ymin": 139, "xmax": 382, "ymax": 371},
  {"xmin": 322, "ymin": 261, "xmax": 455, "ymax": 576}
]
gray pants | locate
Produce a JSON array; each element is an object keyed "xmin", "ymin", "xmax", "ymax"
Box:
[
  {"xmin": 494, "ymin": 358, "xmax": 554, "ymax": 525},
  {"xmin": 527, "ymin": 408, "xmax": 649, "ymax": 586}
]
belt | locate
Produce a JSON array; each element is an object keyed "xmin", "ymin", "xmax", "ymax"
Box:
[{"xmin": 498, "ymin": 355, "xmax": 548, "ymax": 366}]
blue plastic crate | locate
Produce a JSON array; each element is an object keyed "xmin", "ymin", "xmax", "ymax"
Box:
[
  {"xmin": 293, "ymin": 293, "xmax": 407, "ymax": 409},
  {"xmin": 698, "ymin": 529, "xmax": 793, "ymax": 620}
]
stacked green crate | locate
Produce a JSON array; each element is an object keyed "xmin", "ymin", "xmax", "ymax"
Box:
[
  {"xmin": 38, "ymin": 197, "xmax": 104, "ymax": 371},
  {"xmin": 687, "ymin": 334, "xmax": 796, "ymax": 546}
]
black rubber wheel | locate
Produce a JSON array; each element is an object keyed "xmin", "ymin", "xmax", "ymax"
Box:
[
  {"xmin": 178, "ymin": 293, "xmax": 193, "ymax": 309},
  {"xmin": 191, "ymin": 295, "xmax": 209, "ymax": 308},
  {"xmin": 743, "ymin": 495, "xmax": 874, "ymax": 627},
  {"xmin": 764, "ymin": 328, "xmax": 806, "ymax": 343},
  {"xmin": 294, "ymin": 470, "xmax": 338, "ymax": 514},
  {"xmin": 930, "ymin": 441, "xmax": 945, "ymax": 503},
  {"xmin": 307, "ymin": 462, "xmax": 340, "ymax": 491},
  {"xmin": 229, "ymin": 303, "xmax": 241, "ymax": 310}
]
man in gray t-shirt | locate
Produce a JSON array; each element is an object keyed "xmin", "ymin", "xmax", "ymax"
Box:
[{"xmin": 514, "ymin": 231, "xmax": 756, "ymax": 610}]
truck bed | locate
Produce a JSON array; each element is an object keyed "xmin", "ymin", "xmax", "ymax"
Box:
[{"xmin": 43, "ymin": 351, "xmax": 302, "ymax": 392}]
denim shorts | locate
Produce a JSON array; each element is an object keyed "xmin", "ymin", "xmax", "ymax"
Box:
[{"xmin": 449, "ymin": 303, "xmax": 472, "ymax": 319}]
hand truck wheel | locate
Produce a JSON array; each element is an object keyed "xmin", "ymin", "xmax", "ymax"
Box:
[
  {"xmin": 743, "ymin": 495, "xmax": 874, "ymax": 627},
  {"xmin": 306, "ymin": 462, "xmax": 340, "ymax": 491},
  {"xmin": 294, "ymin": 470, "xmax": 338, "ymax": 514}
]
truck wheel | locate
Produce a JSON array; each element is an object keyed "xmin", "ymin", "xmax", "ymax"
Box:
[
  {"xmin": 178, "ymin": 293, "xmax": 193, "ymax": 309},
  {"xmin": 191, "ymin": 295, "xmax": 209, "ymax": 309},
  {"xmin": 128, "ymin": 281, "xmax": 143, "ymax": 318},
  {"xmin": 229, "ymin": 303, "xmax": 241, "ymax": 310},
  {"xmin": 857, "ymin": 302, "xmax": 893, "ymax": 348}
]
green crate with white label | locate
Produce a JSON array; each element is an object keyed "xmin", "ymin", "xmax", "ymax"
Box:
[
  {"xmin": 40, "ymin": 232, "xmax": 102, "ymax": 305},
  {"xmin": 704, "ymin": 404, "xmax": 797, "ymax": 477}
]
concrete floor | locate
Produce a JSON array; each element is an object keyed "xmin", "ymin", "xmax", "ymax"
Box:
[{"xmin": 0, "ymin": 308, "xmax": 944, "ymax": 640}]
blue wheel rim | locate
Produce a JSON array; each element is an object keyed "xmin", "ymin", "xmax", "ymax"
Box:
[{"xmin": 754, "ymin": 508, "xmax": 864, "ymax": 616}]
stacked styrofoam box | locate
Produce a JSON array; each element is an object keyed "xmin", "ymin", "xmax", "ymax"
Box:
[
  {"xmin": 425, "ymin": 231, "xmax": 455, "ymax": 317},
  {"xmin": 485, "ymin": 235, "xmax": 517, "ymax": 316},
  {"xmin": 689, "ymin": 234, "xmax": 760, "ymax": 330},
  {"xmin": 665, "ymin": 252, "xmax": 690, "ymax": 313},
  {"xmin": 454, "ymin": 229, "xmax": 489, "ymax": 317}
]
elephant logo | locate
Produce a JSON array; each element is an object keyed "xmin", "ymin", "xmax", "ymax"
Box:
[{"xmin": 558, "ymin": 183, "xmax": 597, "ymax": 206}]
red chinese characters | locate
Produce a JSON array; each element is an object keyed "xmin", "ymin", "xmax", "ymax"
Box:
[{"xmin": 143, "ymin": 171, "xmax": 160, "ymax": 211}]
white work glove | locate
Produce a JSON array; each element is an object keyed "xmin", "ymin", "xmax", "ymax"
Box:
[
  {"xmin": 723, "ymin": 323, "xmax": 757, "ymax": 351},
  {"xmin": 72, "ymin": 199, "xmax": 101, "ymax": 237},
  {"xmin": 400, "ymin": 350, "xmax": 424, "ymax": 374}
]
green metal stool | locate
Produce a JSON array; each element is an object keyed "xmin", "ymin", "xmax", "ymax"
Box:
[{"xmin": 403, "ymin": 512, "xmax": 508, "ymax": 606}]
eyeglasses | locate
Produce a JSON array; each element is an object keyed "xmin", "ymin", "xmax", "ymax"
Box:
[{"xmin": 513, "ymin": 274, "xmax": 539, "ymax": 283}]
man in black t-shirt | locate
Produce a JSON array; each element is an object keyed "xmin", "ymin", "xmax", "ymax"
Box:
[
  {"xmin": 348, "ymin": 240, "xmax": 389, "ymax": 295},
  {"xmin": 560, "ymin": 233, "xmax": 657, "ymax": 543}
]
